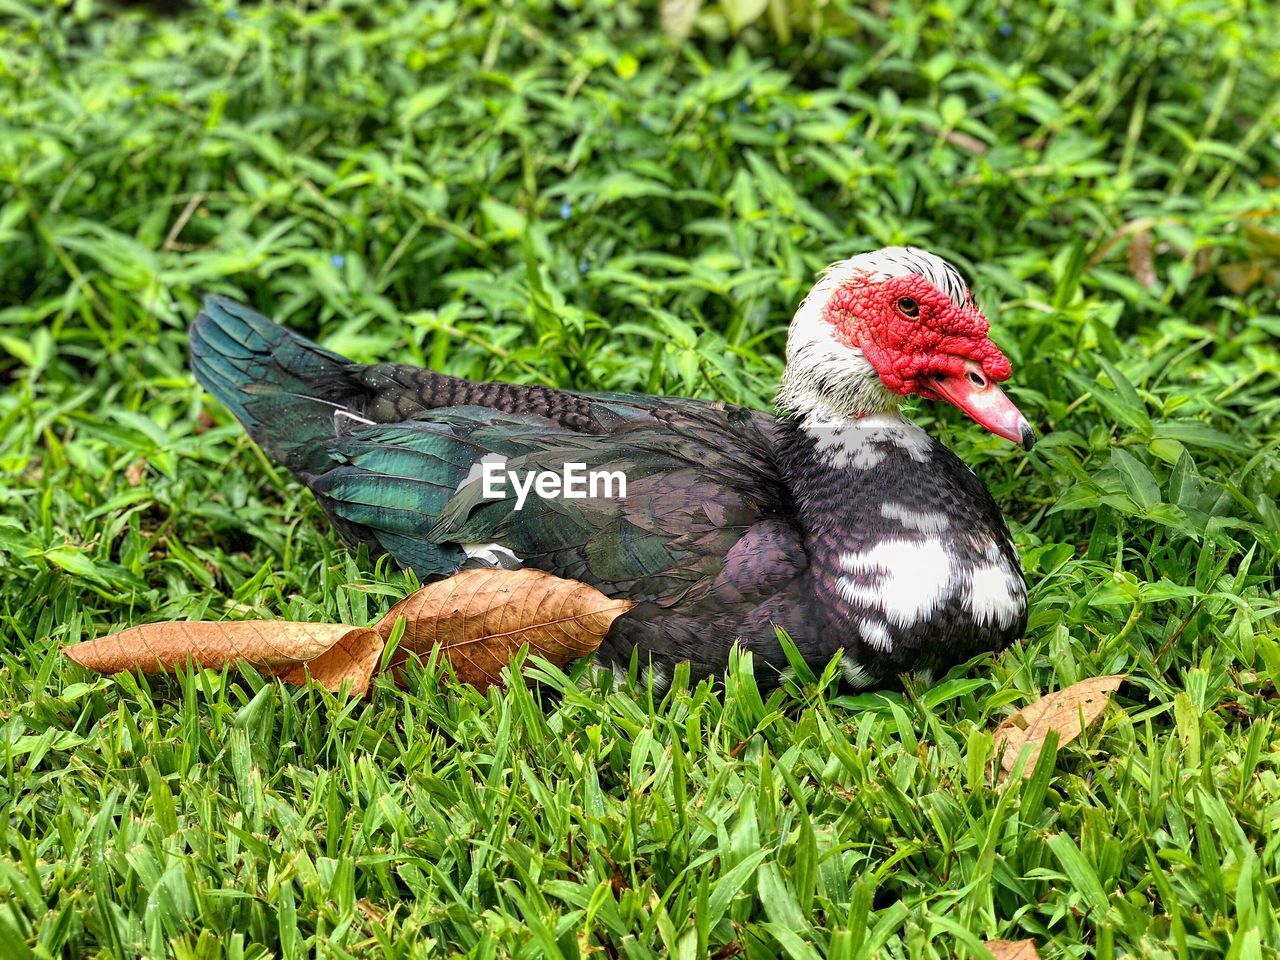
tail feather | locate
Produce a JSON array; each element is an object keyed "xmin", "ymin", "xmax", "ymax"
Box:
[{"xmin": 189, "ymin": 295, "xmax": 353, "ymax": 476}]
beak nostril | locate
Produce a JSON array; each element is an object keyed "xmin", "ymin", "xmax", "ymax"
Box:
[{"xmin": 927, "ymin": 362, "xmax": 1030, "ymax": 448}]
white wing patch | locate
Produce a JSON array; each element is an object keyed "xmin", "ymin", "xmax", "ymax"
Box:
[
  {"xmin": 963, "ymin": 543, "xmax": 1025, "ymax": 626},
  {"xmin": 458, "ymin": 453, "xmax": 508, "ymax": 491},
  {"xmin": 642, "ymin": 663, "xmax": 670, "ymax": 694},
  {"xmin": 840, "ymin": 535, "xmax": 1024, "ymax": 635},
  {"xmin": 838, "ymin": 538, "xmax": 956, "ymax": 629},
  {"xmin": 591, "ymin": 658, "xmax": 671, "ymax": 694},
  {"xmin": 455, "ymin": 455, "xmax": 523, "ymax": 568},
  {"xmin": 460, "ymin": 542, "xmax": 523, "ymax": 569}
]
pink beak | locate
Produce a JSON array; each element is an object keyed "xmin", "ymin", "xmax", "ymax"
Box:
[{"xmin": 928, "ymin": 360, "xmax": 1036, "ymax": 450}]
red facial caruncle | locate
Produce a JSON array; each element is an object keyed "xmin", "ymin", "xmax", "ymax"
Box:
[
  {"xmin": 825, "ymin": 271, "xmax": 1034, "ymax": 449},
  {"xmin": 825, "ymin": 273, "xmax": 1011, "ymax": 394}
]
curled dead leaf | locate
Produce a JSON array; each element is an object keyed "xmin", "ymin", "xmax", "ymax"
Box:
[
  {"xmin": 1217, "ymin": 261, "xmax": 1266, "ymax": 295},
  {"xmin": 64, "ymin": 568, "xmax": 633, "ymax": 695},
  {"xmin": 63, "ymin": 620, "xmax": 358, "ymax": 676},
  {"xmin": 920, "ymin": 124, "xmax": 988, "ymax": 155},
  {"xmin": 1087, "ymin": 216, "xmax": 1157, "ymax": 269},
  {"xmin": 993, "ymin": 675, "xmax": 1125, "ymax": 779},
  {"xmin": 125, "ymin": 459, "xmax": 147, "ymax": 486},
  {"xmin": 378, "ymin": 567, "xmax": 633, "ymax": 691},
  {"xmin": 985, "ymin": 941, "xmax": 1041, "ymax": 960},
  {"xmin": 1127, "ymin": 228, "xmax": 1156, "ymax": 288},
  {"xmin": 276, "ymin": 628, "xmax": 385, "ymax": 695}
]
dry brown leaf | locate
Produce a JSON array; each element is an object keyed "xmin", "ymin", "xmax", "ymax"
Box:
[
  {"xmin": 993, "ymin": 675, "xmax": 1124, "ymax": 778},
  {"xmin": 377, "ymin": 567, "xmax": 634, "ymax": 691},
  {"xmin": 64, "ymin": 620, "xmax": 359, "ymax": 675},
  {"xmin": 1217, "ymin": 260, "xmax": 1265, "ymax": 295},
  {"xmin": 1128, "ymin": 228, "xmax": 1157, "ymax": 288},
  {"xmin": 920, "ymin": 124, "xmax": 988, "ymax": 155},
  {"xmin": 276, "ymin": 628, "xmax": 385, "ymax": 696},
  {"xmin": 985, "ymin": 941, "xmax": 1041, "ymax": 960},
  {"xmin": 125, "ymin": 459, "xmax": 147, "ymax": 486},
  {"xmin": 1087, "ymin": 216, "xmax": 1157, "ymax": 268},
  {"xmin": 64, "ymin": 568, "xmax": 632, "ymax": 695}
]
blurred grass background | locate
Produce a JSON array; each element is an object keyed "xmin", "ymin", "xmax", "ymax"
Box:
[{"xmin": 1, "ymin": 0, "xmax": 1279, "ymax": 956}]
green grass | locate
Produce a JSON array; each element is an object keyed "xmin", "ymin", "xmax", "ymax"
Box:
[{"xmin": 2, "ymin": 0, "xmax": 1280, "ymax": 956}]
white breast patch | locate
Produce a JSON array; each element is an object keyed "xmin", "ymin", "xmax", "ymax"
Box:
[
  {"xmin": 841, "ymin": 657, "xmax": 875, "ymax": 688},
  {"xmin": 858, "ymin": 618, "xmax": 893, "ymax": 652},
  {"xmin": 880, "ymin": 501, "xmax": 951, "ymax": 533},
  {"xmin": 805, "ymin": 413, "xmax": 933, "ymax": 471}
]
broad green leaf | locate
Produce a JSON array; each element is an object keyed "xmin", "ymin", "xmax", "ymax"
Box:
[
  {"xmin": 1064, "ymin": 363, "xmax": 1151, "ymax": 433},
  {"xmin": 1112, "ymin": 448, "xmax": 1161, "ymax": 509},
  {"xmin": 1153, "ymin": 421, "xmax": 1252, "ymax": 454}
]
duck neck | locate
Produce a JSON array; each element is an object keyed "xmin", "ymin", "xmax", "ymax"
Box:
[
  {"xmin": 775, "ymin": 354, "xmax": 900, "ymax": 427},
  {"xmin": 775, "ymin": 405, "xmax": 934, "ymax": 536},
  {"xmin": 779, "ymin": 392, "xmax": 940, "ymax": 584}
]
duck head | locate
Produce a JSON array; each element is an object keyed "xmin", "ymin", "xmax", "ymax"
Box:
[{"xmin": 777, "ymin": 247, "xmax": 1035, "ymax": 450}]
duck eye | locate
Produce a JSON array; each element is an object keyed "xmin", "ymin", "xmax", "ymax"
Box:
[{"xmin": 896, "ymin": 297, "xmax": 919, "ymax": 318}]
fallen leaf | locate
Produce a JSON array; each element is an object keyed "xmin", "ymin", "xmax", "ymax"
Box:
[
  {"xmin": 64, "ymin": 620, "xmax": 374, "ymax": 691},
  {"xmin": 1217, "ymin": 260, "xmax": 1264, "ymax": 295},
  {"xmin": 64, "ymin": 568, "xmax": 632, "ymax": 695},
  {"xmin": 1087, "ymin": 216, "xmax": 1157, "ymax": 268},
  {"xmin": 1244, "ymin": 223, "xmax": 1280, "ymax": 257},
  {"xmin": 125, "ymin": 459, "xmax": 147, "ymax": 486},
  {"xmin": 1127, "ymin": 228, "xmax": 1157, "ymax": 288},
  {"xmin": 920, "ymin": 123, "xmax": 988, "ymax": 155},
  {"xmin": 985, "ymin": 941, "xmax": 1041, "ymax": 960},
  {"xmin": 379, "ymin": 567, "xmax": 634, "ymax": 691},
  {"xmin": 277, "ymin": 628, "xmax": 385, "ymax": 695},
  {"xmin": 993, "ymin": 675, "xmax": 1125, "ymax": 778}
]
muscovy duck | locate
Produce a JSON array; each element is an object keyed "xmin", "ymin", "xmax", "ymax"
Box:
[{"xmin": 190, "ymin": 247, "xmax": 1034, "ymax": 690}]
